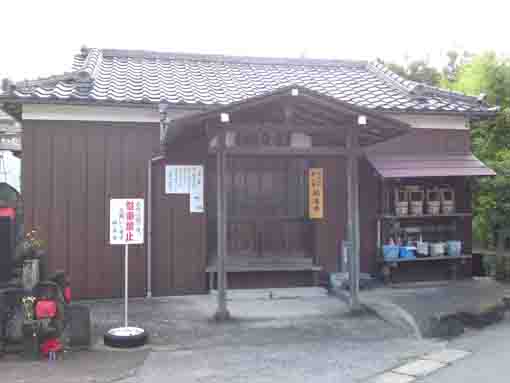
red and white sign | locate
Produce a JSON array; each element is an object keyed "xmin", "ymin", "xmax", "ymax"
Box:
[{"xmin": 109, "ymin": 198, "xmax": 144, "ymax": 245}]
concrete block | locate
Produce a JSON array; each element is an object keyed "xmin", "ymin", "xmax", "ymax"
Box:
[
  {"xmin": 368, "ymin": 371, "xmax": 416, "ymax": 383},
  {"xmin": 422, "ymin": 348, "xmax": 471, "ymax": 364},
  {"xmin": 393, "ymin": 359, "xmax": 446, "ymax": 377}
]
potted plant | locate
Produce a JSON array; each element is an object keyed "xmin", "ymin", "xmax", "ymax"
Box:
[{"xmin": 15, "ymin": 229, "xmax": 47, "ymax": 262}]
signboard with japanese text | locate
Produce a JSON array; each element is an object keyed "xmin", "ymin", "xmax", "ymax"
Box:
[
  {"xmin": 308, "ymin": 168, "xmax": 324, "ymax": 219},
  {"xmin": 165, "ymin": 165, "xmax": 204, "ymax": 213},
  {"xmin": 109, "ymin": 198, "xmax": 145, "ymax": 245}
]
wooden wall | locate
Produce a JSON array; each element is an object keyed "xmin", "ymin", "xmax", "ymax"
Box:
[
  {"xmin": 22, "ymin": 121, "xmax": 475, "ymax": 298},
  {"xmin": 150, "ymin": 136, "xmax": 209, "ymax": 296},
  {"xmin": 311, "ymin": 156, "xmax": 346, "ymax": 277},
  {"xmin": 22, "ymin": 120, "xmax": 160, "ymax": 299}
]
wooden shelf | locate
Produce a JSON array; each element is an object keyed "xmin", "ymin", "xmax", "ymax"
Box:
[
  {"xmin": 380, "ymin": 213, "xmax": 472, "ymax": 220},
  {"xmin": 383, "ymin": 254, "xmax": 472, "ymax": 263}
]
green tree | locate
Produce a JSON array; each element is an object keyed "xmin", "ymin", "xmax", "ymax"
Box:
[
  {"xmin": 385, "ymin": 60, "xmax": 441, "ymax": 86},
  {"xmin": 447, "ymin": 52, "xmax": 510, "ymax": 246}
]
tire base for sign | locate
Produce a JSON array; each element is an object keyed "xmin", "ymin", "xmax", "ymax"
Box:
[{"xmin": 104, "ymin": 327, "xmax": 148, "ymax": 348}]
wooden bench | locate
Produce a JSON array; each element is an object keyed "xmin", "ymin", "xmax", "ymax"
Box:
[{"xmin": 206, "ymin": 256, "xmax": 322, "ymax": 290}]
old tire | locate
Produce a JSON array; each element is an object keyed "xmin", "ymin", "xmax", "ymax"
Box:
[
  {"xmin": 67, "ymin": 304, "xmax": 91, "ymax": 347},
  {"xmin": 104, "ymin": 327, "xmax": 147, "ymax": 348}
]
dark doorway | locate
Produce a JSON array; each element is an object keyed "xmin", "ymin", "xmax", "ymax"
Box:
[{"xmin": 208, "ymin": 156, "xmax": 311, "ymax": 258}]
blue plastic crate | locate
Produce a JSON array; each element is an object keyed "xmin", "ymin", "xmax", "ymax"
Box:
[
  {"xmin": 399, "ymin": 246, "xmax": 416, "ymax": 259},
  {"xmin": 383, "ymin": 245, "xmax": 400, "ymax": 260}
]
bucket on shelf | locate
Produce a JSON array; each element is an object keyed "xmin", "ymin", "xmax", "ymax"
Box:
[
  {"xmin": 407, "ymin": 186, "xmax": 424, "ymax": 216},
  {"xmin": 440, "ymin": 186, "xmax": 455, "ymax": 214},
  {"xmin": 430, "ymin": 242, "xmax": 446, "ymax": 257},
  {"xmin": 394, "ymin": 188, "xmax": 409, "ymax": 216},
  {"xmin": 383, "ymin": 245, "xmax": 400, "ymax": 260},
  {"xmin": 446, "ymin": 241, "xmax": 462, "ymax": 257},
  {"xmin": 426, "ymin": 187, "xmax": 441, "ymax": 215},
  {"xmin": 417, "ymin": 241, "xmax": 429, "ymax": 256},
  {"xmin": 399, "ymin": 246, "xmax": 416, "ymax": 259}
]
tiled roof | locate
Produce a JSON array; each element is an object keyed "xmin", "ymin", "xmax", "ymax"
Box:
[
  {"xmin": 1, "ymin": 47, "xmax": 495, "ymax": 114},
  {"xmin": 0, "ymin": 109, "xmax": 19, "ymax": 133},
  {"xmin": 367, "ymin": 153, "xmax": 496, "ymax": 177}
]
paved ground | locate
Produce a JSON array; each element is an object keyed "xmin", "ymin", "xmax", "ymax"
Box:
[
  {"xmin": 358, "ymin": 278, "xmax": 510, "ymax": 337},
  {"xmin": 418, "ymin": 315, "xmax": 510, "ymax": 382},
  {"xmin": 0, "ymin": 288, "xmax": 444, "ymax": 383},
  {"xmin": 0, "ymin": 348, "xmax": 150, "ymax": 383}
]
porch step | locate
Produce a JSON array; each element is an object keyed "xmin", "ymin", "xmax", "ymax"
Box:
[
  {"xmin": 206, "ymin": 256, "xmax": 322, "ymax": 272},
  {"xmin": 209, "ymin": 287, "xmax": 328, "ymax": 300}
]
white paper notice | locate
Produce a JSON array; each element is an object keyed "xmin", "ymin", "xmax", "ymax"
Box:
[{"xmin": 165, "ymin": 165, "xmax": 204, "ymax": 213}]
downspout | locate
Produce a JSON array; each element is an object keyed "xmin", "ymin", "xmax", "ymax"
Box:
[{"xmin": 146, "ymin": 104, "xmax": 168, "ymax": 298}]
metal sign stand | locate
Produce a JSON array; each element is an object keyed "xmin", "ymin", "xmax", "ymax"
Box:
[
  {"xmin": 124, "ymin": 244, "xmax": 129, "ymax": 327},
  {"xmin": 104, "ymin": 198, "xmax": 147, "ymax": 348}
]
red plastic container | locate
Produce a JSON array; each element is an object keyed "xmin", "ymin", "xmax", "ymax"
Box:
[
  {"xmin": 35, "ymin": 300, "xmax": 57, "ymax": 319},
  {"xmin": 64, "ymin": 286, "xmax": 71, "ymax": 304}
]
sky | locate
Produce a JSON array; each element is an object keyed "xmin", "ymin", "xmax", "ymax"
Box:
[{"xmin": 1, "ymin": 0, "xmax": 509, "ymax": 81}]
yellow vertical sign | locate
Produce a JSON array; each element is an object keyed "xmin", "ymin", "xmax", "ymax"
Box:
[{"xmin": 309, "ymin": 168, "xmax": 324, "ymax": 219}]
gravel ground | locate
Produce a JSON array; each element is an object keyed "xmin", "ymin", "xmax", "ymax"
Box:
[{"xmin": 0, "ymin": 290, "xmax": 444, "ymax": 383}]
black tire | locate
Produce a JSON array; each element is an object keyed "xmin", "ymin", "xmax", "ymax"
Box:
[
  {"xmin": 66, "ymin": 304, "xmax": 91, "ymax": 347},
  {"xmin": 104, "ymin": 327, "xmax": 147, "ymax": 348}
]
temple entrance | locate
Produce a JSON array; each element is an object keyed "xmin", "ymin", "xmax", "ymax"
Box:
[{"xmin": 208, "ymin": 156, "xmax": 311, "ymax": 259}]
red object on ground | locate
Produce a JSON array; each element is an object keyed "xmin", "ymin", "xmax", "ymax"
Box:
[
  {"xmin": 0, "ymin": 207, "xmax": 15, "ymax": 219},
  {"xmin": 64, "ymin": 286, "xmax": 71, "ymax": 303},
  {"xmin": 40, "ymin": 338, "xmax": 63, "ymax": 356},
  {"xmin": 35, "ymin": 300, "xmax": 57, "ymax": 319}
]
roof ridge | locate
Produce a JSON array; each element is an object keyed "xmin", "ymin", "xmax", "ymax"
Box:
[
  {"xmin": 368, "ymin": 61, "xmax": 484, "ymax": 106},
  {"xmin": 367, "ymin": 61, "xmax": 417, "ymax": 94},
  {"xmin": 11, "ymin": 47, "xmax": 98, "ymax": 92},
  {"xmin": 82, "ymin": 47, "xmax": 368, "ymax": 68},
  {"xmin": 75, "ymin": 48, "xmax": 103, "ymax": 81},
  {"xmin": 412, "ymin": 82, "xmax": 486, "ymax": 104}
]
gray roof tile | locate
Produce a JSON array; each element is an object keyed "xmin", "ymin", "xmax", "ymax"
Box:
[{"xmin": 2, "ymin": 47, "xmax": 495, "ymax": 114}]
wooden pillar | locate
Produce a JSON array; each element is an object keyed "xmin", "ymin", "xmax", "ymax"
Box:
[
  {"xmin": 214, "ymin": 132, "xmax": 230, "ymax": 320},
  {"xmin": 346, "ymin": 125, "xmax": 361, "ymax": 310}
]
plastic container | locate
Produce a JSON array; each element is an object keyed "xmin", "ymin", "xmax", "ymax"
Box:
[
  {"xmin": 383, "ymin": 245, "xmax": 400, "ymax": 260},
  {"xmin": 407, "ymin": 186, "xmax": 425, "ymax": 216},
  {"xmin": 430, "ymin": 242, "xmax": 446, "ymax": 257},
  {"xmin": 440, "ymin": 187, "xmax": 455, "ymax": 214},
  {"xmin": 426, "ymin": 188, "xmax": 441, "ymax": 215},
  {"xmin": 417, "ymin": 241, "xmax": 429, "ymax": 256},
  {"xmin": 447, "ymin": 241, "xmax": 462, "ymax": 257},
  {"xmin": 394, "ymin": 188, "xmax": 409, "ymax": 216},
  {"xmin": 399, "ymin": 246, "xmax": 416, "ymax": 259}
]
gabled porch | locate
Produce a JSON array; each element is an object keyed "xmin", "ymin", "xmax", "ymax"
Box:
[{"xmin": 163, "ymin": 85, "xmax": 410, "ymax": 317}]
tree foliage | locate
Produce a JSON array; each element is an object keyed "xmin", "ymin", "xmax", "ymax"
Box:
[
  {"xmin": 385, "ymin": 60, "xmax": 441, "ymax": 86},
  {"xmin": 445, "ymin": 52, "xmax": 510, "ymax": 246}
]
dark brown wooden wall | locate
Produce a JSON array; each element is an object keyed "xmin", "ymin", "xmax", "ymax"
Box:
[
  {"xmin": 311, "ymin": 156, "xmax": 346, "ymax": 275},
  {"xmin": 22, "ymin": 121, "xmax": 475, "ymax": 298},
  {"xmin": 23, "ymin": 120, "xmax": 160, "ymax": 299},
  {"xmin": 151, "ymin": 136, "xmax": 209, "ymax": 296},
  {"xmin": 367, "ymin": 128, "xmax": 471, "ymax": 155},
  {"xmin": 311, "ymin": 156, "xmax": 381, "ymax": 276}
]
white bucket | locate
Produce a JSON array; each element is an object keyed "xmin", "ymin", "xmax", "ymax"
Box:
[
  {"xmin": 427, "ymin": 201, "xmax": 441, "ymax": 215},
  {"xmin": 410, "ymin": 201, "xmax": 423, "ymax": 216}
]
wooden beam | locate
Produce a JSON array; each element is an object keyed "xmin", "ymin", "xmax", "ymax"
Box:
[
  {"xmin": 292, "ymin": 103, "xmax": 348, "ymax": 126},
  {"xmin": 209, "ymin": 145, "xmax": 363, "ymax": 157},
  {"xmin": 346, "ymin": 124, "xmax": 361, "ymax": 311},
  {"xmin": 214, "ymin": 131, "xmax": 230, "ymax": 321},
  {"xmin": 207, "ymin": 121, "xmax": 343, "ymax": 135}
]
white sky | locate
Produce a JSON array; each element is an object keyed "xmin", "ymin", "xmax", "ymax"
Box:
[{"xmin": 1, "ymin": 0, "xmax": 508, "ymax": 81}]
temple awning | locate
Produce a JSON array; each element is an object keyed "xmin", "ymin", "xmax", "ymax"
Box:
[{"xmin": 367, "ymin": 153, "xmax": 496, "ymax": 178}]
